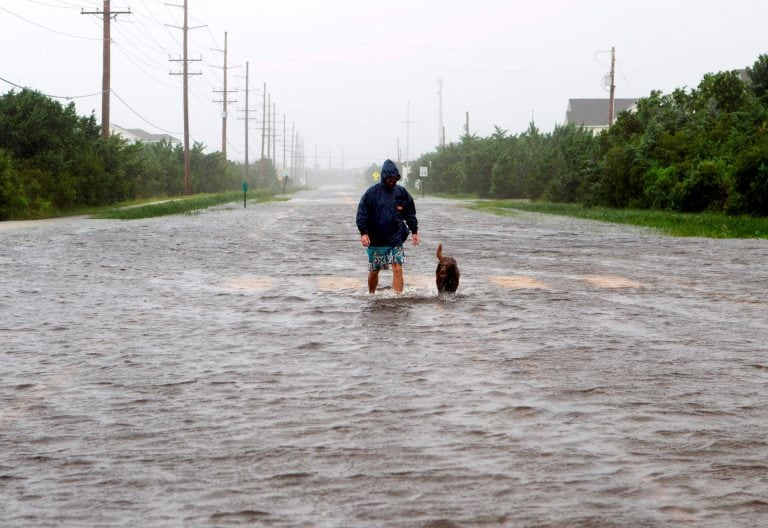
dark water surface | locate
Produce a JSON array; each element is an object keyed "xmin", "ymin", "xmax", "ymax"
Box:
[{"xmin": 2, "ymin": 186, "xmax": 767, "ymax": 527}]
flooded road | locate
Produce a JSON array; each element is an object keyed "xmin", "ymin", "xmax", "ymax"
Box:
[{"xmin": 2, "ymin": 185, "xmax": 767, "ymax": 527}]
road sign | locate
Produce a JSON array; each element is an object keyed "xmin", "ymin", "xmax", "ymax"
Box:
[
  {"xmin": 373, "ymin": 171, "xmax": 380, "ymax": 182},
  {"xmin": 420, "ymin": 166, "xmax": 428, "ymax": 177},
  {"xmin": 242, "ymin": 181, "xmax": 248, "ymax": 192}
]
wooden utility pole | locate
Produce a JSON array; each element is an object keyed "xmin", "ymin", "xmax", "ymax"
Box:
[
  {"xmin": 212, "ymin": 32, "xmax": 238, "ymax": 160},
  {"xmin": 181, "ymin": 0, "xmax": 192, "ymax": 194},
  {"xmin": 244, "ymin": 62, "xmax": 250, "ymax": 182},
  {"xmin": 296, "ymin": 134, "xmax": 302, "ymax": 177},
  {"xmin": 266, "ymin": 93, "xmax": 271, "ymax": 161},
  {"xmin": 290, "ymin": 122, "xmax": 295, "ymax": 179},
  {"xmin": 272, "ymin": 101, "xmax": 277, "ymax": 168},
  {"xmin": 399, "ymin": 101, "xmax": 416, "ymax": 180},
  {"xmin": 260, "ymin": 84, "xmax": 267, "ymax": 160},
  {"xmin": 608, "ymin": 46, "xmax": 616, "ymax": 126},
  {"xmin": 260, "ymin": 82, "xmax": 267, "ymax": 176},
  {"xmin": 82, "ymin": 0, "xmax": 130, "ymax": 140},
  {"xmin": 437, "ymin": 78, "xmax": 444, "ymax": 147},
  {"xmin": 402, "ymin": 101, "xmax": 413, "ymax": 164},
  {"xmin": 169, "ymin": 0, "xmax": 202, "ymax": 195},
  {"xmin": 222, "ymin": 32, "xmax": 229, "ymax": 157},
  {"xmin": 237, "ymin": 62, "xmax": 262, "ymax": 185}
]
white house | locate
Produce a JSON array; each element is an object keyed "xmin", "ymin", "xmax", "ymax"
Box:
[
  {"xmin": 110, "ymin": 124, "xmax": 180, "ymax": 146},
  {"xmin": 564, "ymin": 98, "xmax": 638, "ymax": 133}
]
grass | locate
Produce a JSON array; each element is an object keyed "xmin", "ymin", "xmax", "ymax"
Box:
[
  {"xmin": 93, "ymin": 190, "xmax": 287, "ymax": 220},
  {"xmin": 469, "ymin": 200, "xmax": 768, "ymax": 239},
  {"xmin": 427, "ymin": 191, "xmax": 480, "ymax": 200}
]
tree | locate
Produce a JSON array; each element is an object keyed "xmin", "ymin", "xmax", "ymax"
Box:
[
  {"xmin": 0, "ymin": 148, "xmax": 26, "ymax": 220},
  {"xmin": 746, "ymin": 54, "xmax": 768, "ymax": 102},
  {"xmin": 694, "ymin": 71, "xmax": 748, "ymax": 113}
]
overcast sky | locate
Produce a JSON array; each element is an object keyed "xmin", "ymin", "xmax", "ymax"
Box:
[{"xmin": 2, "ymin": 0, "xmax": 766, "ymax": 172}]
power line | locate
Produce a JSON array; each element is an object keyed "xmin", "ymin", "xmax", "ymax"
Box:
[
  {"xmin": 0, "ymin": 5, "xmax": 100, "ymax": 40},
  {"xmin": 135, "ymin": 0, "xmax": 181, "ymax": 49},
  {"xmin": 0, "ymin": 75, "xmax": 104, "ymax": 100},
  {"xmin": 24, "ymin": 0, "xmax": 85, "ymax": 10},
  {"xmin": 110, "ymin": 89, "xmax": 181, "ymax": 135},
  {"xmin": 224, "ymin": 31, "xmax": 596, "ymax": 55},
  {"xmin": 111, "ymin": 41, "xmax": 178, "ymax": 86},
  {"xmin": 228, "ymin": 53, "xmax": 603, "ymax": 76}
]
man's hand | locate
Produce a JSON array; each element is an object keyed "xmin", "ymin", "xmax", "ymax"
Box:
[
  {"xmin": 360, "ymin": 234, "xmax": 370, "ymax": 247},
  {"xmin": 412, "ymin": 233, "xmax": 420, "ymax": 246}
]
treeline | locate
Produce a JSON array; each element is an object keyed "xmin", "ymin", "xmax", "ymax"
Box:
[
  {"xmin": 412, "ymin": 54, "xmax": 768, "ymax": 216},
  {"xmin": 0, "ymin": 88, "xmax": 281, "ymax": 220}
]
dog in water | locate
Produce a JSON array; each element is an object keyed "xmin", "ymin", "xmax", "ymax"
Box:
[{"xmin": 436, "ymin": 243, "xmax": 460, "ymax": 293}]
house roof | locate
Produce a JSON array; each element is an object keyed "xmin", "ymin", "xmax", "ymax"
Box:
[
  {"xmin": 110, "ymin": 124, "xmax": 180, "ymax": 144},
  {"xmin": 565, "ymin": 98, "xmax": 638, "ymax": 127},
  {"xmin": 738, "ymin": 69, "xmax": 750, "ymax": 83}
]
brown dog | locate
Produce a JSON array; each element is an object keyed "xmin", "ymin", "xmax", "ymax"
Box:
[{"xmin": 436, "ymin": 243, "xmax": 460, "ymax": 293}]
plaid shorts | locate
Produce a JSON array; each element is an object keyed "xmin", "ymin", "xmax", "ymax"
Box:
[{"xmin": 366, "ymin": 245, "xmax": 406, "ymax": 271}]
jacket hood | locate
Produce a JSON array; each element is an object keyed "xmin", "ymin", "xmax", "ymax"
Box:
[{"xmin": 381, "ymin": 159, "xmax": 401, "ymax": 181}]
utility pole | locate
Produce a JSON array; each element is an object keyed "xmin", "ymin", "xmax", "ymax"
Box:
[
  {"xmin": 236, "ymin": 62, "xmax": 260, "ymax": 186},
  {"xmin": 169, "ymin": 0, "xmax": 202, "ymax": 195},
  {"xmin": 608, "ymin": 46, "xmax": 616, "ymax": 126},
  {"xmin": 82, "ymin": 0, "xmax": 131, "ymax": 140},
  {"xmin": 399, "ymin": 101, "xmax": 416, "ymax": 180},
  {"xmin": 244, "ymin": 62, "xmax": 250, "ymax": 183},
  {"xmin": 406, "ymin": 102, "xmax": 410, "ymax": 165},
  {"xmin": 298, "ymin": 135, "xmax": 304, "ymax": 177},
  {"xmin": 400, "ymin": 101, "xmax": 415, "ymax": 166},
  {"xmin": 437, "ymin": 78, "xmax": 444, "ymax": 147},
  {"xmin": 266, "ymin": 93, "xmax": 271, "ymax": 161},
  {"xmin": 290, "ymin": 122, "xmax": 295, "ymax": 178},
  {"xmin": 282, "ymin": 114, "xmax": 287, "ymax": 178},
  {"xmin": 260, "ymin": 82, "xmax": 267, "ymax": 177},
  {"xmin": 272, "ymin": 101, "xmax": 277, "ymax": 169},
  {"xmin": 212, "ymin": 32, "xmax": 238, "ymax": 160},
  {"xmin": 464, "ymin": 111, "xmax": 470, "ymax": 139}
]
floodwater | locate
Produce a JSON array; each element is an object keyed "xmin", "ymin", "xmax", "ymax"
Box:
[{"xmin": 1, "ymin": 185, "xmax": 767, "ymax": 527}]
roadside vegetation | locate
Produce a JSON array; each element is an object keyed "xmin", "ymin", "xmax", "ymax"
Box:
[
  {"xmin": 5, "ymin": 55, "xmax": 768, "ymax": 230},
  {"xmin": 93, "ymin": 190, "xmax": 286, "ymax": 220},
  {"xmin": 0, "ymin": 89, "xmax": 295, "ymax": 220},
  {"xmin": 385, "ymin": 53, "xmax": 768, "ymax": 238},
  {"xmin": 471, "ymin": 200, "xmax": 768, "ymax": 238}
]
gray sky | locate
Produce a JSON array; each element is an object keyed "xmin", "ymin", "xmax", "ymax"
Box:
[{"xmin": 1, "ymin": 0, "xmax": 766, "ymax": 171}]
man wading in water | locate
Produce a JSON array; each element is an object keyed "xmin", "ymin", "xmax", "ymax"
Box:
[{"xmin": 356, "ymin": 159, "xmax": 420, "ymax": 294}]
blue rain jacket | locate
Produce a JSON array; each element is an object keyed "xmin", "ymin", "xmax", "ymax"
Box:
[{"xmin": 356, "ymin": 181, "xmax": 418, "ymax": 247}]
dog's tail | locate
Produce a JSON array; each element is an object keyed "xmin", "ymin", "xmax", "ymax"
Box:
[{"xmin": 436, "ymin": 243, "xmax": 444, "ymax": 260}]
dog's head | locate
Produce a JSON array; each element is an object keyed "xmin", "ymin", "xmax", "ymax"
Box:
[{"xmin": 436, "ymin": 243, "xmax": 460, "ymax": 293}]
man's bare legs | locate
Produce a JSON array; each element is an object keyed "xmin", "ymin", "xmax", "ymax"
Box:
[
  {"xmin": 368, "ymin": 265, "xmax": 403, "ymax": 294},
  {"xmin": 368, "ymin": 270, "xmax": 380, "ymax": 294},
  {"xmin": 392, "ymin": 263, "xmax": 403, "ymax": 294}
]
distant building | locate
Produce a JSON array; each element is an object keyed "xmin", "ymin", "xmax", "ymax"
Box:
[
  {"xmin": 564, "ymin": 98, "xmax": 638, "ymax": 133},
  {"xmin": 738, "ymin": 69, "xmax": 750, "ymax": 83},
  {"xmin": 110, "ymin": 124, "xmax": 180, "ymax": 145}
]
